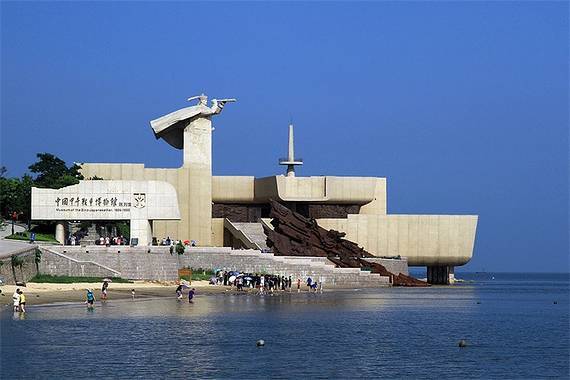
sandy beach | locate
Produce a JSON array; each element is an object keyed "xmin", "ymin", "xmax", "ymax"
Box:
[{"xmin": 0, "ymin": 280, "xmax": 232, "ymax": 307}]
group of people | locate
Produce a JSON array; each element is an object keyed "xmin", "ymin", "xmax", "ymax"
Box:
[
  {"xmin": 83, "ymin": 281, "xmax": 136, "ymax": 309},
  {"xmin": 211, "ymin": 270, "xmax": 324, "ymax": 294},
  {"xmin": 175, "ymin": 284, "xmax": 196, "ymax": 303},
  {"xmin": 12, "ymin": 288, "xmax": 26, "ymax": 312},
  {"xmin": 157, "ymin": 237, "xmax": 197, "ymax": 247},
  {"xmin": 95, "ymin": 236, "xmax": 128, "ymax": 246}
]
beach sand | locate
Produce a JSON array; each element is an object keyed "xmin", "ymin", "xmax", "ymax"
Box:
[{"xmin": 0, "ymin": 280, "xmax": 232, "ymax": 307}]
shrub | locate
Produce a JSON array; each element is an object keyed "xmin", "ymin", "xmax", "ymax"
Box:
[{"xmin": 175, "ymin": 241, "xmax": 185, "ymax": 255}]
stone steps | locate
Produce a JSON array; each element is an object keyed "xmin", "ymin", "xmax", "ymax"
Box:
[
  {"xmin": 42, "ymin": 245, "xmax": 391, "ymax": 287},
  {"xmin": 230, "ymin": 222, "xmax": 269, "ymax": 250}
]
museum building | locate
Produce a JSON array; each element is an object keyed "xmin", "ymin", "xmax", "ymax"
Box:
[{"xmin": 31, "ymin": 95, "xmax": 478, "ymax": 281}]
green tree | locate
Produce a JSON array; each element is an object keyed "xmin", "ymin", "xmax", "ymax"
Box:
[{"xmin": 28, "ymin": 153, "xmax": 83, "ymax": 189}]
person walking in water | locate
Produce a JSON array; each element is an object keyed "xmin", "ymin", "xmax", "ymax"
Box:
[
  {"xmin": 18, "ymin": 290, "xmax": 26, "ymax": 312},
  {"xmin": 101, "ymin": 281, "xmax": 109, "ymax": 300},
  {"xmin": 12, "ymin": 288, "xmax": 20, "ymax": 312},
  {"xmin": 188, "ymin": 288, "xmax": 195, "ymax": 303},
  {"xmin": 85, "ymin": 289, "xmax": 95, "ymax": 308},
  {"xmin": 297, "ymin": 278, "xmax": 301, "ymax": 293},
  {"xmin": 176, "ymin": 284, "xmax": 184, "ymax": 299}
]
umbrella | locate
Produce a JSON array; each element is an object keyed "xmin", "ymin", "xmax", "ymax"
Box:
[
  {"xmin": 102, "ymin": 278, "xmax": 113, "ymax": 283},
  {"xmin": 244, "ymin": 276, "xmax": 253, "ymax": 281},
  {"xmin": 228, "ymin": 275, "xmax": 236, "ymax": 283},
  {"xmin": 180, "ymin": 279, "xmax": 191, "ymax": 287},
  {"xmin": 183, "ymin": 240, "xmax": 190, "ymax": 245}
]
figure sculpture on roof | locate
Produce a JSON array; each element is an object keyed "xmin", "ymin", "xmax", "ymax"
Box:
[{"xmin": 150, "ymin": 93, "xmax": 236, "ymax": 149}]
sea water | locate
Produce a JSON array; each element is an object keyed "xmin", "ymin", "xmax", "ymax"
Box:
[{"xmin": 1, "ymin": 273, "xmax": 568, "ymax": 379}]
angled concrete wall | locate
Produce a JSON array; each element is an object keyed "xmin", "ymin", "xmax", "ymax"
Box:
[{"xmin": 318, "ymin": 214, "xmax": 478, "ymax": 266}]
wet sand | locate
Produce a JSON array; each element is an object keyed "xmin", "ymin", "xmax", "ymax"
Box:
[{"xmin": 0, "ymin": 281, "xmax": 237, "ymax": 307}]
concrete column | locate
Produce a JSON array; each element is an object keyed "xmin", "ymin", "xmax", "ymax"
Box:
[
  {"xmin": 427, "ymin": 265, "xmax": 454, "ymax": 285},
  {"xmin": 55, "ymin": 222, "xmax": 65, "ymax": 244},
  {"xmin": 130, "ymin": 219, "xmax": 152, "ymax": 246},
  {"xmin": 182, "ymin": 117, "xmax": 212, "ymax": 245}
]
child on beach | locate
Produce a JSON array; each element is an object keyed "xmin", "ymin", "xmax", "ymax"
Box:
[
  {"xmin": 85, "ymin": 289, "xmax": 95, "ymax": 308},
  {"xmin": 131, "ymin": 289, "xmax": 136, "ymax": 299}
]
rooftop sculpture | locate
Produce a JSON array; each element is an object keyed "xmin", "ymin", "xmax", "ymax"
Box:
[{"xmin": 150, "ymin": 94, "xmax": 236, "ymax": 149}]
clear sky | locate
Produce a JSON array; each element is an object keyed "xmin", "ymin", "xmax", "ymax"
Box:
[{"xmin": 1, "ymin": 2, "xmax": 568, "ymax": 272}]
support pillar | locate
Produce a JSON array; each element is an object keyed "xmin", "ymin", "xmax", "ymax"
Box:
[
  {"xmin": 427, "ymin": 265, "xmax": 454, "ymax": 285},
  {"xmin": 130, "ymin": 219, "xmax": 152, "ymax": 246},
  {"xmin": 182, "ymin": 117, "xmax": 212, "ymax": 246},
  {"xmin": 55, "ymin": 221, "xmax": 65, "ymax": 244}
]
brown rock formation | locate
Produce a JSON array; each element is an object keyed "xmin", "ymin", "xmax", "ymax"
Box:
[{"xmin": 264, "ymin": 199, "xmax": 428, "ymax": 287}]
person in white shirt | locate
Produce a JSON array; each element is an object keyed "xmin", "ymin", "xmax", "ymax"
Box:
[{"xmin": 12, "ymin": 289, "xmax": 20, "ymax": 311}]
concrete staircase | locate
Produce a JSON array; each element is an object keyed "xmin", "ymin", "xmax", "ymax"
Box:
[
  {"xmin": 41, "ymin": 245, "xmax": 391, "ymax": 288},
  {"xmin": 230, "ymin": 222, "xmax": 269, "ymax": 251}
]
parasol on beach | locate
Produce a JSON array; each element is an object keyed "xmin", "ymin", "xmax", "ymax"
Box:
[
  {"xmin": 102, "ymin": 278, "xmax": 113, "ymax": 283},
  {"xmin": 228, "ymin": 275, "xmax": 236, "ymax": 283}
]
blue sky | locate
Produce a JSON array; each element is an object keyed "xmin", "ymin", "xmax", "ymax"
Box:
[{"xmin": 1, "ymin": 2, "xmax": 568, "ymax": 272}]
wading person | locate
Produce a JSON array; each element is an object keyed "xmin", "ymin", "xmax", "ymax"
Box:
[
  {"xmin": 85, "ymin": 289, "xmax": 95, "ymax": 308},
  {"xmin": 101, "ymin": 281, "xmax": 109, "ymax": 300},
  {"xmin": 297, "ymin": 278, "xmax": 301, "ymax": 293},
  {"xmin": 188, "ymin": 288, "xmax": 195, "ymax": 303},
  {"xmin": 18, "ymin": 290, "xmax": 26, "ymax": 312},
  {"xmin": 176, "ymin": 284, "xmax": 184, "ymax": 299},
  {"xmin": 12, "ymin": 288, "xmax": 20, "ymax": 312}
]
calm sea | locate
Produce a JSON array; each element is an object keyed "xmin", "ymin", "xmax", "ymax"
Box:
[{"xmin": 1, "ymin": 273, "xmax": 568, "ymax": 379}]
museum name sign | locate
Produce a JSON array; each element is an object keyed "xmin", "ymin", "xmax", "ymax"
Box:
[{"xmin": 31, "ymin": 181, "xmax": 179, "ymax": 222}]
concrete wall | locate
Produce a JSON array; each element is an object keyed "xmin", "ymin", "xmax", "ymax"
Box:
[
  {"xmin": 0, "ymin": 248, "xmax": 39, "ymax": 284},
  {"xmin": 318, "ymin": 214, "xmax": 478, "ymax": 266},
  {"xmin": 39, "ymin": 249, "xmax": 120, "ymax": 278}
]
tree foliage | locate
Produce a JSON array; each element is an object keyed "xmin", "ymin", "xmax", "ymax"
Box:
[
  {"xmin": 29, "ymin": 153, "xmax": 83, "ymax": 189},
  {"xmin": 0, "ymin": 153, "xmax": 83, "ymax": 221}
]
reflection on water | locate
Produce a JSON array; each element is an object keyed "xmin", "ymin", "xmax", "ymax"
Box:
[{"xmin": 1, "ymin": 274, "xmax": 568, "ymax": 379}]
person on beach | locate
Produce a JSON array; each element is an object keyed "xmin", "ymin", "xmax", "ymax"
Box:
[
  {"xmin": 12, "ymin": 288, "xmax": 20, "ymax": 311},
  {"xmin": 188, "ymin": 288, "xmax": 195, "ymax": 303},
  {"xmin": 18, "ymin": 290, "xmax": 26, "ymax": 312},
  {"xmin": 259, "ymin": 276, "xmax": 265, "ymax": 295},
  {"xmin": 297, "ymin": 278, "xmax": 301, "ymax": 293},
  {"xmin": 176, "ymin": 284, "xmax": 184, "ymax": 299},
  {"xmin": 85, "ymin": 289, "xmax": 95, "ymax": 308},
  {"xmin": 101, "ymin": 281, "xmax": 109, "ymax": 300},
  {"xmin": 307, "ymin": 277, "xmax": 313, "ymax": 290},
  {"xmin": 131, "ymin": 289, "xmax": 136, "ymax": 299}
]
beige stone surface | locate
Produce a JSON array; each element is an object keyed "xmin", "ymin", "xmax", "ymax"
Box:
[{"xmin": 319, "ymin": 214, "xmax": 478, "ymax": 266}]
